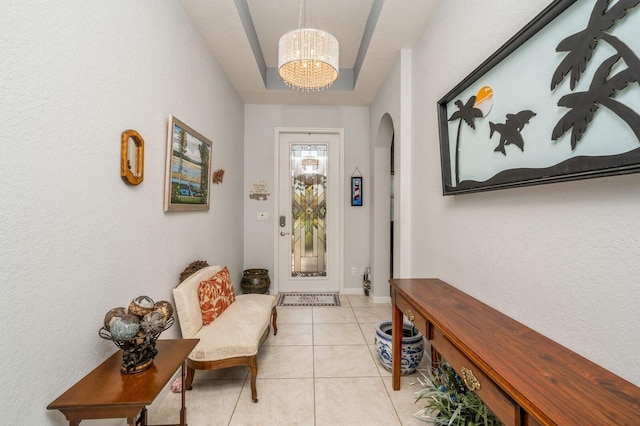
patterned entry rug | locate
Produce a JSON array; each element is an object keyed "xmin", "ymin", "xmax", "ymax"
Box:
[{"xmin": 277, "ymin": 293, "xmax": 341, "ymax": 307}]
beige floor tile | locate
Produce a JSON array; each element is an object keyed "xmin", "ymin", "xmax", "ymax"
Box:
[
  {"xmin": 264, "ymin": 323, "xmax": 313, "ymax": 346},
  {"xmin": 347, "ymin": 294, "xmax": 375, "ymax": 307},
  {"xmin": 312, "ymin": 306, "xmax": 357, "ymax": 323},
  {"xmin": 148, "ymin": 380, "xmax": 243, "ymax": 426},
  {"xmin": 230, "ymin": 378, "xmax": 315, "ymax": 426},
  {"xmin": 338, "ymin": 294, "xmax": 351, "ymax": 307},
  {"xmin": 353, "ymin": 306, "xmax": 392, "ymax": 323},
  {"xmin": 276, "ymin": 306, "xmax": 313, "ymax": 324},
  {"xmin": 314, "ymin": 345, "xmax": 379, "ymax": 377},
  {"xmin": 257, "ymin": 345, "xmax": 314, "ymax": 378},
  {"xmin": 152, "ymin": 292, "xmax": 431, "ymax": 425},
  {"xmin": 315, "ymin": 377, "xmax": 401, "ymax": 426},
  {"xmin": 313, "ymin": 323, "xmax": 366, "ymax": 346},
  {"xmin": 360, "ymin": 322, "xmax": 380, "ymax": 345},
  {"xmin": 382, "ymin": 375, "xmax": 433, "ymax": 426}
]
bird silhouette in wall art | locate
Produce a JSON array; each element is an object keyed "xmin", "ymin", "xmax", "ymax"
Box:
[{"xmin": 489, "ymin": 110, "xmax": 537, "ymax": 155}]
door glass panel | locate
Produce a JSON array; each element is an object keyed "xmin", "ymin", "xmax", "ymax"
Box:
[{"xmin": 290, "ymin": 144, "xmax": 328, "ymax": 277}]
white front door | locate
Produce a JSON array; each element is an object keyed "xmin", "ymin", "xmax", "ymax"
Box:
[{"xmin": 276, "ymin": 129, "xmax": 342, "ymax": 293}]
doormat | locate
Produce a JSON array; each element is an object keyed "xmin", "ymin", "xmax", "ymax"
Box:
[{"xmin": 277, "ymin": 293, "xmax": 341, "ymax": 307}]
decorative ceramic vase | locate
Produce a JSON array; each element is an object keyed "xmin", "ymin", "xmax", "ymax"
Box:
[
  {"xmin": 241, "ymin": 269, "xmax": 270, "ymax": 294},
  {"xmin": 375, "ymin": 320, "xmax": 424, "ymax": 375}
]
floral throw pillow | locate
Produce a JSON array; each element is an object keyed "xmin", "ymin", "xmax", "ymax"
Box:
[{"xmin": 198, "ymin": 267, "xmax": 236, "ymax": 325}]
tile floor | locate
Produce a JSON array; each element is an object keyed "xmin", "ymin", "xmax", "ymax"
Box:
[{"xmin": 148, "ymin": 294, "xmax": 432, "ymax": 425}]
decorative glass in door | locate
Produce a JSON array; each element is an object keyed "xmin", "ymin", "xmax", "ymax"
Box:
[{"xmin": 290, "ymin": 144, "xmax": 328, "ymax": 277}]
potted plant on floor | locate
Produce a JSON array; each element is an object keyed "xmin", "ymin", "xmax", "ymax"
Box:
[
  {"xmin": 413, "ymin": 360, "xmax": 502, "ymax": 425},
  {"xmin": 375, "ymin": 320, "xmax": 424, "ymax": 375}
]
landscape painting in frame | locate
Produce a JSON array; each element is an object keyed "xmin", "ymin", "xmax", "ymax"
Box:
[
  {"xmin": 164, "ymin": 116, "xmax": 212, "ymax": 211},
  {"xmin": 438, "ymin": 0, "xmax": 640, "ymax": 195}
]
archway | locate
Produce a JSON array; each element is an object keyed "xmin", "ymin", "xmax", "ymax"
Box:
[{"xmin": 370, "ymin": 113, "xmax": 395, "ymax": 302}]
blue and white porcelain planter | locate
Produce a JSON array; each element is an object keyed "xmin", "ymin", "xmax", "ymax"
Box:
[{"xmin": 375, "ymin": 320, "xmax": 424, "ymax": 375}]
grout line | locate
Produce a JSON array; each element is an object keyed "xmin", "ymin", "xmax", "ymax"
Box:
[{"xmin": 312, "ymin": 305, "xmax": 317, "ymax": 426}]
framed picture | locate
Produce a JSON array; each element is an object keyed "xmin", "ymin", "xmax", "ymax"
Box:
[
  {"xmin": 164, "ymin": 116, "xmax": 212, "ymax": 211},
  {"xmin": 438, "ymin": 0, "xmax": 640, "ymax": 195},
  {"xmin": 351, "ymin": 176, "xmax": 362, "ymax": 206}
]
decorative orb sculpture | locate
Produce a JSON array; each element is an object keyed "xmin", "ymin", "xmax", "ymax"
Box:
[
  {"xmin": 109, "ymin": 315, "xmax": 141, "ymax": 340},
  {"xmin": 153, "ymin": 300, "xmax": 174, "ymax": 323},
  {"xmin": 99, "ymin": 296, "xmax": 174, "ymax": 374},
  {"xmin": 141, "ymin": 311, "xmax": 165, "ymax": 334},
  {"xmin": 129, "ymin": 295, "xmax": 155, "ymax": 317},
  {"xmin": 104, "ymin": 307, "xmax": 127, "ymax": 330}
]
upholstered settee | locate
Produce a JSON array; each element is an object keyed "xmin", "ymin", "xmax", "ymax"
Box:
[{"xmin": 172, "ymin": 264, "xmax": 277, "ymax": 402}]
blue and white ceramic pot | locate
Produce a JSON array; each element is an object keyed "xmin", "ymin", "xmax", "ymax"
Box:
[{"xmin": 375, "ymin": 320, "xmax": 424, "ymax": 375}]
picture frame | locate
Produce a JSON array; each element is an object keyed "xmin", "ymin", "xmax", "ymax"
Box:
[
  {"xmin": 438, "ymin": 0, "xmax": 640, "ymax": 195},
  {"xmin": 351, "ymin": 176, "xmax": 362, "ymax": 206},
  {"xmin": 164, "ymin": 116, "xmax": 212, "ymax": 211}
]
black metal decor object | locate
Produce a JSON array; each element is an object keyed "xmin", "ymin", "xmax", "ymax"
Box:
[{"xmin": 437, "ymin": 0, "xmax": 640, "ymax": 195}]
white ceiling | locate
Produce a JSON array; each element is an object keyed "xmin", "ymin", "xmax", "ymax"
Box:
[{"xmin": 180, "ymin": 0, "xmax": 440, "ymax": 106}]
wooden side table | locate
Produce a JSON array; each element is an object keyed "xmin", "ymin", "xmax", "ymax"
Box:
[{"xmin": 47, "ymin": 339, "xmax": 199, "ymax": 426}]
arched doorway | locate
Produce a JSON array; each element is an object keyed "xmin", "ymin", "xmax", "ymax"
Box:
[{"xmin": 370, "ymin": 113, "xmax": 395, "ymax": 302}]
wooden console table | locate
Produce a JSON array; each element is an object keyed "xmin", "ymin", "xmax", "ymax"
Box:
[
  {"xmin": 48, "ymin": 339, "xmax": 199, "ymax": 426},
  {"xmin": 391, "ymin": 278, "xmax": 640, "ymax": 425}
]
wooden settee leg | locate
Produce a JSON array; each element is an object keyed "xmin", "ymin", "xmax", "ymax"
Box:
[
  {"xmin": 249, "ymin": 355, "xmax": 259, "ymax": 403},
  {"xmin": 185, "ymin": 366, "xmax": 195, "ymax": 390},
  {"xmin": 271, "ymin": 306, "xmax": 278, "ymax": 335}
]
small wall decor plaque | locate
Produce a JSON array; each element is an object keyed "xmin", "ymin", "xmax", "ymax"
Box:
[
  {"xmin": 212, "ymin": 169, "xmax": 225, "ymax": 184},
  {"xmin": 249, "ymin": 180, "xmax": 270, "ymax": 200}
]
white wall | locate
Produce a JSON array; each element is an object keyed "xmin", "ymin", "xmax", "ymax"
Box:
[
  {"xmin": 244, "ymin": 105, "xmax": 371, "ymax": 292},
  {"xmin": 0, "ymin": 1, "xmax": 245, "ymax": 424},
  {"xmin": 369, "ymin": 50, "xmax": 416, "ymax": 302},
  {"xmin": 409, "ymin": 0, "xmax": 640, "ymax": 386}
]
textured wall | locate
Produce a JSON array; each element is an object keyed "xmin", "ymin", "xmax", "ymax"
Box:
[
  {"xmin": 410, "ymin": 0, "xmax": 640, "ymax": 385},
  {"xmin": 0, "ymin": 1, "xmax": 244, "ymax": 424}
]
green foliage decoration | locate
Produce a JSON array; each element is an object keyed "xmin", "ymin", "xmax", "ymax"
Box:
[{"xmin": 413, "ymin": 361, "xmax": 502, "ymax": 426}]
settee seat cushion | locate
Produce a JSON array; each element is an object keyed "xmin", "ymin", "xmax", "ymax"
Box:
[{"xmin": 189, "ymin": 293, "xmax": 276, "ymax": 361}]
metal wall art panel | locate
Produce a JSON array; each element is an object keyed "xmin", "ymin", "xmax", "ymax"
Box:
[{"xmin": 438, "ymin": 0, "xmax": 640, "ymax": 195}]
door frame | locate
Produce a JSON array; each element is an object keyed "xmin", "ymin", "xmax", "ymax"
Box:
[{"xmin": 273, "ymin": 127, "xmax": 344, "ymax": 294}]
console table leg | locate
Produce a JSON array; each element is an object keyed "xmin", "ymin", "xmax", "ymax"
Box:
[
  {"xmin": 180, "ymin": 361, "xmax": 187, "ymax": 426},
  {"xmin": 392, "ymin": 295, "xmax": 402, "ymax": 391}
]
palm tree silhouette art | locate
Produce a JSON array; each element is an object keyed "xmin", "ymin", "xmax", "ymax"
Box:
[
  {"xmin": 448, "ymin": 95, "xmax": 482, "ymax": 185},
  {"xmin": 551, "ymin": 0, "xmax": 640, "ymax": 148}
]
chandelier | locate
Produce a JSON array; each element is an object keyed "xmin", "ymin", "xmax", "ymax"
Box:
[{"xmin": 278, "ymin": 0, "xmax": 339, "ymax": 91}]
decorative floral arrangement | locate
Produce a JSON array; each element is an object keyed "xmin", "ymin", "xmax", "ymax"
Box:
[{"xmin": 413, "ymin": 361, "xmax": 502, "ymax": 426}]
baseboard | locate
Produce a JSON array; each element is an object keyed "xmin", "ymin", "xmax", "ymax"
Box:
[
  {"xmin": 340, "ymin": 288, "xmax": 367, "ymax": 295},
  {"xmin": 371, "ymin": 296, "xmax": 391, "ymax": 304}
]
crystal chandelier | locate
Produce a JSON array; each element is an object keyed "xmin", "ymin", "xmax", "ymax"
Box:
[{"xmin": 278, "ymin": 0, "xmax": 339, "ymax": 91}]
